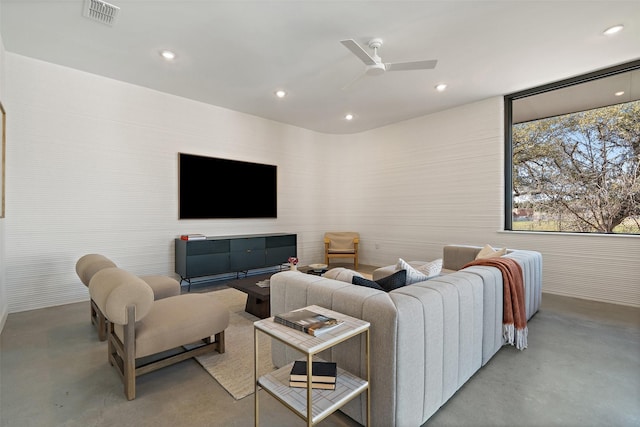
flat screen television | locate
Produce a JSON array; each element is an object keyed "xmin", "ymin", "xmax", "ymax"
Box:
[{"xmin": 179, "ymin": 153, "xmax": 277, "ymax": 219}]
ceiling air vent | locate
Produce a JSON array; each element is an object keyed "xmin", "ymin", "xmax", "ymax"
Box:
[{"xmin": 83, "ymin": 0, "xmax": 120, "ymax": 26}]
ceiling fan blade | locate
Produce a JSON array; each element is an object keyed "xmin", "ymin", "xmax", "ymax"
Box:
[
  {"xmin": 386, "ymin": 59, "xmax": 438, "ymax": 71},
  {"xmin": 340, "ymin": 39, "xmax": 377, "ymax": 66},
  {"xmin": 341, "ymin": 71, "xmax": 367, "ymax": 91}
]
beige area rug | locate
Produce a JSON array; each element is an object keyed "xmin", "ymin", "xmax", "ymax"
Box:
[{"xmin": 195, "ymin": 287, "xmax": 276, "ymax": 400}]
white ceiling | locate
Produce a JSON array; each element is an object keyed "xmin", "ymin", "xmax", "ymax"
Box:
[{"xmin": 1, "ymin": 0, "xmax": 639, "ymax": 134}]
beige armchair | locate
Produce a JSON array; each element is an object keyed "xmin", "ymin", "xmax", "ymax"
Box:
[
  {"xmin": 324, "ymin": 232, "xmax": 359, "ymax": 270},
  {"xmin": 76, "ymin": 254, "xmax": 181, "ymax": 341},
  {"xmin": 89, "ymin": 267, "xmax": 229, "ymax": 400}
]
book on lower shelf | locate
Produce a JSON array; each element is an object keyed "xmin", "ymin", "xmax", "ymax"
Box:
[
  {"xmin": 274, "ymin": 308, "xmax": 343, "ymax": 336},
  {"xmin": 289, "ymin": 360, "xmax": 337, "ymax": 390},
  {"xmin": 288, "ymin": 381, "xmax": 336, "ymax": 390},
  {"xmin": 289, "ymin": 360, "xmax": 337, "ymax": 383}
]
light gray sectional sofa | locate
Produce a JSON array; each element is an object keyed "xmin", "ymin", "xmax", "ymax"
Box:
[{"xmin": 269, "ymin": 244, "xmax": 542, "ymax": 427}]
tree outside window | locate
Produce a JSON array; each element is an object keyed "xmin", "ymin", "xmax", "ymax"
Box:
[{"xmin": 505, "ymin": 60, "xmax": 640, "ymax": 235}]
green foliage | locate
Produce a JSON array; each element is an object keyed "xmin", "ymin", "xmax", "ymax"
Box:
[{"xmin": 512, "ymin": 100, "xmax": 640, "ymax": 234}]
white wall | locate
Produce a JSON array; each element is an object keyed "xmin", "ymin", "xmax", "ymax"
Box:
[
  {"xmin": 0, "ymin": 19, "xmax": 7, "ymax": 330},
  {"xmin": 343, "ymin": 99, "xmax": 640, "ymax": 307},
  {"xmin": 3, "ymin": 52, "xmax": 639, "ymax": 315},
  {"xmin": 5, "ymin": 53, "xmax": 343, "ymax": 312}
]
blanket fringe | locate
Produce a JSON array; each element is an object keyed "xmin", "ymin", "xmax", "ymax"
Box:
[
  {"xmin": 503, "ymin": 323, "xmax": 514, "ymax": 345},
  {"xmin": 516, "ymin": 327, "xmax": 528, "ymax": 350},
  {"xmin": 503, "ymin": 324, "xmax": 528, "ymax": 350}
]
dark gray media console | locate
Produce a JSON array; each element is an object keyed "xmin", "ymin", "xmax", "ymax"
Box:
[{"xmin": 175, "ymin": 233, "xmax": 297, "ymax": 289}]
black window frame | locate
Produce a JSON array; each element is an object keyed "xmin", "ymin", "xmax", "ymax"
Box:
[{"xmin": 504, "ymin": 59, "xmax": 640, "ymax": 232}]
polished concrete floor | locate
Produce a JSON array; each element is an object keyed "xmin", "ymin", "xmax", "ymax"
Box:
[{"xmin": 1, "ymin": 267, "xmax": 639, "ymax": 427}]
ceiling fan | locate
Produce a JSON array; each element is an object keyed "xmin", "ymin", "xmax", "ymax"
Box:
[{"xmin": 340, "ymin": 38, "xmax": 437, "ymax": 89}]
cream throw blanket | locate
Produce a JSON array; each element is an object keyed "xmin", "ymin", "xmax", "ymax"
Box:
[{"xmin": 463, "ymin": 257, "xmax": 528, "ymax": 350}]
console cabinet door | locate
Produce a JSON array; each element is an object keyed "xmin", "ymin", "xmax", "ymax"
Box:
[
  {"xmin": 265, "ymin": 234, "xmax": 297, "ymax": 266},
  {"xmin": 175, "ymin": 239, "xmax": 230, "ymax": 278},
  {"xmin": 230, "ymin": 237, "xmax": 266, "ymax": 271}
]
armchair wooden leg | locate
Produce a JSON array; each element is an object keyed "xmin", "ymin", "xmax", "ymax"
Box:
[
  {"xmin": 123, "ymin": 305, "xmax": 137, "ymax": 400},
  {"xmin": 97, "ymin": 313, "xmax": 107, "ymax": 342},
  {"xmin": 206, "ymin": 331, "xmax": 225, "ymax": 353},
  {"xmin": 91, "ymin": 299, "xmax": 108, "ymax": 341},
  {"xmin": 90, "ymin": 300, "xmax": 97, "ymax": 327},
  {"xmin": 216, "ymin": 331, "xmax": 225, "ymax": 354},
  {"xmin": 107, "ymin": 322, "xmax": 116, "ymax": 366}
]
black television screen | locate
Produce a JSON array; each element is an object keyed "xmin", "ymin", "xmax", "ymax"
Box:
[{"xmin": 179, "ymin": 153, "xmax": 277, "ymax": 219}]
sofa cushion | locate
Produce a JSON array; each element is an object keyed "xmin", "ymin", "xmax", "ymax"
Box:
[
  {"xmin": 416, "ymin": 258, "xmax": 443, "ymax": 278},
  {"xmin": 443, "ymin": 245, "xmax": 482, "ymax": 271},
  {"xmin": 114, "ymin": 293, "xmax": 230, "ymax": 358},
  {"xmin": 352, "ymin": 269, "xmax": 407, "ymax": 292},
  {"xmin": 476, "ymin": 244, "xmax": 507, "ymax": 259},
  {"xmin": 372, "ymin": 260, "xmax": 423, "ymax": 281},
  {"xmin": 397, "ymin": 258, "xmax": 435, "ymax": 285},
  {"xmin": 139, "ymin": 275, "xmax": 181, "ymax": 300},
  {"xmin": 76, "ymin": 254, "xmax": 117, "ymax": 286},
  {"xmin": 323, "ymin": 267, "xmax": 363, "ymax": 283},
  {"xmin": 89, "ymin": 267, "xmax": 155, "ymax": 325},
  {"xmin": 351, "ymin": 276, "xmax": 385, "ymax": 291}
]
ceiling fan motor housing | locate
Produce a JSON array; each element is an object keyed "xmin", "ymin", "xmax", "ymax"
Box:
[{"xmin": 366, "ymin": 63, "xmax": 386, "ymax": 76}]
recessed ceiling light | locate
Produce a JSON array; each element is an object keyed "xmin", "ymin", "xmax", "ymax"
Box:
[
  {"xmin": 435, "ymin": 83, "xmax": 447, "ymax": 92},
  {"xmin": 275, "ymin": 90, "xmax": 287, "ymax": 98},
  {"xmin": 160, "ymin": 50, "xmax": 176, "ymax": 61},
  {"xmin": 345, "ymin": 114, "xmax": 354, "ymax": 121},
  {"xmin": 615, "ymin": 91, "xmax": 625, "ymax": 96},
  {"xmin": 603, "ymin": 25, "xmax": 624, "ymax": 36}
]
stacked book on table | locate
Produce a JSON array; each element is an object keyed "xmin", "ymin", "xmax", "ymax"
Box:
[
  {"xmin": 256, "ymin": 279, "xmax": 270, "ymax": 288},
  {"xmin": 274, "ymin": 308, "xmax": 343, "ymax": 336},
  {"xmin": 288, "ymin": 360, "xmax": 337, "ymax": 390},
  {"xmin": 180, "ymin": 234, "xmax": 206, "ymax": 241}
]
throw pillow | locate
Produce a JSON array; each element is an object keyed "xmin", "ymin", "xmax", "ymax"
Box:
[
  {"xmin": 397, "ymin": 258, "xmax": 431, "ymax": 285},
  {"xmin": 416, "ymin": 258, "xmax": 443, "ymax": 278},
  {"xmin": 323, "ymin": 267, "xmax": 364, "ymax": 283},
  {"xmin": 351, "ymin": 276, "xmax": 385, "ymax": 291},
  {"xmin": 352, "ymin": 269, "xmax": 407, "ymax": 292},
  {"xmin": 475, "ymin": 244, "xmax": 507, "ymax": 259}
]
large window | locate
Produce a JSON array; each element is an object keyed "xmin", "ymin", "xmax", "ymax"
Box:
[{"xmin": 505, "ymin": 60, "xmax": 640, "ymax": 234}]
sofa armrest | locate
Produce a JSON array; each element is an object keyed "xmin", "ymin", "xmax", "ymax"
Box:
[{"xmin": 442, "ymin": 245, "xmax": 482, "ymax": 270}]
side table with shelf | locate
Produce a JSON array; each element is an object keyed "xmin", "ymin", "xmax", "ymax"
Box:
[{"xmin": 253, "ymin": 305, "xmax": 370, "ymax": 426}]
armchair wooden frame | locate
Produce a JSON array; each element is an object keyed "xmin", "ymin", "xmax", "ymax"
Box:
[
  {"xmin": 91, "ymin": 299, "xmax": 108, "ymax": 341},
  {"xmin": 108, "ymin": 305, "xmax": 225, "ymax": 400},
  {"xmin": 324, "ymin": 232, "xmax": 359, "ymax": 270}
]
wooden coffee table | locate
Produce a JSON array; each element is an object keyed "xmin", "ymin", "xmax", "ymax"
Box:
[{"xmin": 228, "ymin": 280, "xmax": 271, "ymax": 319}]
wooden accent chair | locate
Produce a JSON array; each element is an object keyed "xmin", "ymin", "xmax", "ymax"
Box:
[
  {"xmin": 89, "ymin": 267, "xmax": 230, "ymax": 400},
  {"xmin": 76, "ymin": 254, "xmax": 181, "ymax": 341},
  {"xmin": 324, "ymin": 232, "xmax": 360, "ymax": 270}
]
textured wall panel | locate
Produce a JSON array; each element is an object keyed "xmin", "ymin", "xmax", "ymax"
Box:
[
  {"xmin": 4, "ymin": 54, "xmax": 333, "ymax": 313},
  {"xmin": 4, "ymin": 53, "xmax": 639, "ymax": 314},
  {"xmin": 345, "ymin": 100, "xmax": 639, "ymax": 307}
]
